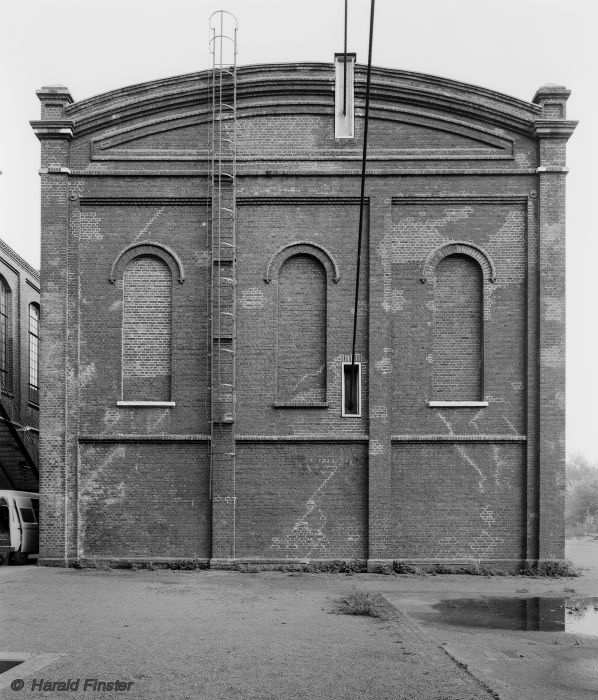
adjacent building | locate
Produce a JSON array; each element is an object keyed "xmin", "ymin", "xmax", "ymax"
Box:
[
  {"xmin": 0, "ymin": 239, "xmax": 39, "ymax": 492},
  {"xmin": 31, "ymin": 57, "xmax": 576, "ymax": 569}
]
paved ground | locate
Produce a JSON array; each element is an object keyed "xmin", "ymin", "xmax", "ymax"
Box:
[
  {"xmin": 0, "ymin": 540, "xmax": 596, "ymax": 699},
  {"xmin": 378, "ymin": 539, "xmax": 598, "ymax": 700}
]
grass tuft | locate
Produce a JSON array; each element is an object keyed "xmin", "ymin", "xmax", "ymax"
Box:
[
  {"xmin": 335, "ymin": 590, "xmax": 388, "ymax": 618},
  {"xmin": 392, "ymin": 561, "xmax": 425, "ymax": 575},
  {"xmin": 519, "ymin": 560, "xmax": 579, "ymax": 577}
]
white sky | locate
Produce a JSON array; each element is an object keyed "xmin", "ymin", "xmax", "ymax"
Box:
[{"xmin": 0, "ymin": 0, "xmax": 596, "ymax": 461}]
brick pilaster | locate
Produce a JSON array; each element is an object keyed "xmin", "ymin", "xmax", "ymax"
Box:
[
  {"xmin": 367, "ymin": 193, "xmax": 392, "ymax": 568},
  {"xmin": 532, "ymin": 86, "xmax": 577, "ymax": 560},
  {"xmin": 31, "ymin": 86, "xmax": 74, "ymax": 566}
]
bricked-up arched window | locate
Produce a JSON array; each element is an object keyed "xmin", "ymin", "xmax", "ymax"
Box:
[
  {"xmin": 432, "ymin": 254, "xmax": 483, "ymax": 400},
  {"xmin": 122, "ymin": 255, "xmax": 172, "ymax": 401},
  {"xmin": 28, "ymin": 303, "xmax": 40, "ymax": 405},
  {"xmin": 277, "ymin": 254, "xmax": 326, "ymax": 404},
  {"xmin": 0, "ymin": 278, "xmax": 11, "ymax": 392}
]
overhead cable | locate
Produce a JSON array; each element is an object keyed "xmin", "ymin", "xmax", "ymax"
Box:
[{"xmin": 349, "ymin": 0, "xmax": 375, "ymax": 412}]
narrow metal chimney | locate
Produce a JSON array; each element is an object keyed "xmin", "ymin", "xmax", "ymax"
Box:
[{"xmin": 334, "ymin": 52, "xmax": 356, "ymax": 138}]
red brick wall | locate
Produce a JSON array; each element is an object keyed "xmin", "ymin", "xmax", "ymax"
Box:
[
  {"xmin": 235, "ymin": 442, "xmax": 368, "ymax": 559},
  {"xmin": 392, "ymin": 442, "xmax": 525, "ymax": 560},
  {"xmin": 235, "ymin": 202, "xmax": 369, "ymax": 438},
  {"xmin": 390, "ymin": 200, "xmax": 527, "ymax": 436},
  {"xmin": 78, "ymin": 204, "xmax": 210, "ymax": 437},
  {"xmin": 34, "ymin": 65, "xmax": 572, "ymax": 567},
  {"xmin": 79, "ymin": 442, "xmax": 210, "ymax": 558}
]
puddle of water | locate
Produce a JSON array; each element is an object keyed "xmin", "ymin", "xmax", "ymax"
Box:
[
  {"xmin": 415, "ymin": 597, "xmax": 598, "ymax": 635},
  {"xmin": 0, "ymin": 660, "xmax": 24, "ymax": 674}
]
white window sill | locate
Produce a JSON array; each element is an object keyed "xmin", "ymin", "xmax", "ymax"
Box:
[
  {"xmin": 428, "ymin": 401, "xmax": 488, "ymax": 408},
  {"xmin": 117, "ymin": 401, "xmax": 175, "ymax": 408},
  {"xmin": 273, "ymin": 402, "xmax": 329, "ymax": 409}
]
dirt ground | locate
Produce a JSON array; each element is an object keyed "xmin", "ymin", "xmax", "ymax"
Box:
[{"xmin": 0, "ymin": 540, "xmax": 596, "ymax": 699}]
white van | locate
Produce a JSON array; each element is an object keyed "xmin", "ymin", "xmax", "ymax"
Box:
[{"xmin": 0, "ymin": 490, "xmax": 39, "ymax": 564}]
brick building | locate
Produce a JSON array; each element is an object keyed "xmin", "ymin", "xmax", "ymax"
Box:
[
  {"xmin": 0, "ymin": 238, "xmax": 39, "ymax": 492},
  {"xmin": 31, "ymin": 58, "xmax": 576, "ymax": 570}
]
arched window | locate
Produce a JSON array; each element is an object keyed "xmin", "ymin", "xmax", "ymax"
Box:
[
  {"xmin": 0, "ymin": 278, "xmax": 12, "ymax": 392},
  {"xmin": 277, "ymin": 254, "xmax": 326, "ymax": 404},
  {"xmin": 29, "ymin": 303, "xmax": 40, "ymax": 405},
  {"xmin": 432, "ymin": 254, "xmax": 483, "ymax": 400},
  {"xmin": 122, "ymin": 255, "xmax": 172, "ymax": 401}
]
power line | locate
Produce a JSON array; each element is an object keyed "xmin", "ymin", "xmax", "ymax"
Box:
[{"xmin": 349, "ymin": 0, "xmax": 375, "ymax": 412}]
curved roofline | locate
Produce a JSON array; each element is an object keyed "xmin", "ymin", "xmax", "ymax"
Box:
[{"xmin": 64, "ymin": 62, "xmax": 541, "ymax": 137}]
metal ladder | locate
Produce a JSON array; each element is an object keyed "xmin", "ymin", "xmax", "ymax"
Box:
[{"xmin": 208, "ymin": 10, "xmax": 238, "ymax": 559}]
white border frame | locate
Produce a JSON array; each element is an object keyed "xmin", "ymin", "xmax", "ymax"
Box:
[
  {"xmin": 341, "ymin": 361, "xmax": 361, "ymax": 417},
  {"xmin": 428, "ymin": 400, "xmax": 488, "ymax": 408}
]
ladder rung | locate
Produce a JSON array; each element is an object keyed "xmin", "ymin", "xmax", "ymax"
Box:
[{"xmin": 213, "ymin": 278, "xmax": 235, "ymax": 285}]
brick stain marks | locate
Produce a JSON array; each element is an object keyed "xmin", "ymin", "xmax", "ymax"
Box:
[
  {"xmin": 488, "ymin": 209, "xmax": 526, "ymax": 287},
  {"xmin": 79, "ymin": 363, "xmax": 96, "ymax": 390},
  {"xmin": 374, "ymin": 349, "xmax": 392, "ymax": 376},
  {"xmin": 239, "ymin": 287, "xmax": 264, "ymax": 309},
  {"xmin": 544, "ymin": 296, "xmax": 565, "ymax": 322},
  {"xmin": 381, "ymin": 206, "xmax": 473, "ymax": 313},
  {"xmin": 370, "ymin": 440, "xmax": 384, "ymax": 456},
  {"xmin": 194, "ymin": 251, "xmax": 210, "ymax": 267},
  {"xmin": 437, "ymin": 413, "xmax": 510, "ymax": 555},
  {"xmin": 133, "ymin": 206, "xmax": 165, "ymax": 243},
  {"xmin": 270, "ymin": 459, "xmax": 340, "ymax": 558},
  {"xmin": 79, "ymin": 445, "xmax": 128, "ymax": 551},
  {"xmin": 438, "ymin": 414, "xmax": 485, "ymax": 492},
  {"xmin": 540, "ymin": 345, "xmax": 563, "ymax": 368},
  {"xmin": 80, "ymin": 210, "xmax": 102, "ymax": 241}
]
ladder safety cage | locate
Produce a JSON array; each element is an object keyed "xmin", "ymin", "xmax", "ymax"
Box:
[{"xmin": 207, "ymin": 7, "xmax": 238, "ymax": 564}]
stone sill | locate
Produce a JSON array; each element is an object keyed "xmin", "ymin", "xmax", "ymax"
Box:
[
  {"xmin": 117, "ymin": 401, "xmax": 175, "ymax": 408},
  {"xmin": 273, "ymin": 402, "xmax": 329, "ymax": 409},
  {"xmin": 428, "ymin": 401, "xmax": 488, "ymax": 408}
]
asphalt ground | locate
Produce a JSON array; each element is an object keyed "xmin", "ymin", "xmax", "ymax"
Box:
[{"xmin": 0, "ymin": 539, "xmax": 595, "ymax": 700}]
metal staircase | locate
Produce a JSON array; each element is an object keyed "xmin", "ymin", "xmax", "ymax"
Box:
[{"xmin": 0, "ymin": 382, "xmax": 38, "ymax": 491}]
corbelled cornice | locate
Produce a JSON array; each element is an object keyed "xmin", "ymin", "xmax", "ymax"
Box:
[
  {"xmin": 30, "ymin": 119, "xmax": 74, "ymax": 141},
  {"xmin": 59, "ymin": 63, "xmax": 544, "ymax": 139}
]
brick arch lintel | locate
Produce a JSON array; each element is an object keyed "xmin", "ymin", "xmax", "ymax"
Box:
[
  {"xmin": 264, "ymin": 242, "xmax": 340, "ymax": 284},
  {"xmin": 421, "ymin": 241, "xmax": 497, "ymax": 284},
  {"xmin": 109, "ymin": 241, "xmax": 185, "ymax": 284},
  {"xmin": 0, "ymin": 274, "xmax": 12, "ymax": 294}
]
